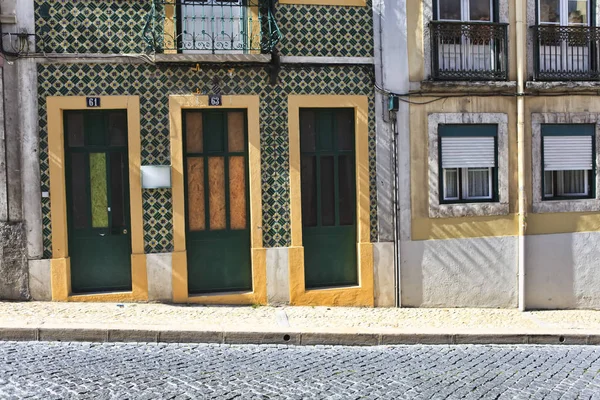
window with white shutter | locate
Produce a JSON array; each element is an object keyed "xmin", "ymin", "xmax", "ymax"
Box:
[
  {"xmin": 438, "ymin": 124, "xmax": 498, "ymax": 203},
  {"xmin": 542, "ymin": 124, "xmax": 595, "ymax": 200}
]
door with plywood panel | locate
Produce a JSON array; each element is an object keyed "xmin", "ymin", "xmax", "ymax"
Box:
[{"xmin": 183, "ymin": 110, "xmax": 252, "ymax": 294}]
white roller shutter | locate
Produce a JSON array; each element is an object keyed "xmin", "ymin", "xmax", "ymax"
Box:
[
  {"xmin": 543, "ymin": 136, "xmax": 593, "ymax": 171},
  {"xmin": 441, "ymin": 136, "xmax": 495, "ymax": 169}
]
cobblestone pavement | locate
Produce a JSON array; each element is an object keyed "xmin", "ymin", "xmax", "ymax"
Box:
[{"xmin": 2, "ymin": 342, "xmax": 600, "ymax": 399}]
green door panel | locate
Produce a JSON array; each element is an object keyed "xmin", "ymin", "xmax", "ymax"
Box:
[
  {"xmin": 65, "ymin": 110, "xmax": 132, "ymax": 294},
  {"xmin": 300, "ymin": 109, "xmax": 358, "ymax": 289},
  {"xmin": 183, "ymin": 110, "xmax": 252, "ymax": 295}
]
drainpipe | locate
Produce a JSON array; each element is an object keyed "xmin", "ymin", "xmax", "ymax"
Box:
[{"xmin": 516, "ymin": 0, "xmax": 527, "ymax": 311}]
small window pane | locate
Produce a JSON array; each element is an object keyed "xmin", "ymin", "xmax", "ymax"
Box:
[
  {"xmin": 558, "ymin": 170, "xmax": 587, "ymax": 196},
  {"xmin": 336, "ymin": 109, "xmax": 354, "ymax": 152},
  {"xmin": 186, "ymin": 112, "xmax": 203, "ymax": 153},
  {"xmin": 439, "ymin": 0, "xmax": 461, "ymax": 20},
  {"xmin": 466, "ymin": 168, "xmax": 491, "ymax": 199},
  {"xmin": 187, "ymin": 157, "xmax": 205, "ymax": 231},
  {"xmin": 338, "ymin": 155, "xmax": 355, "ymax": 226},
  {"xmin": 87, "ymin": 113, "xmax": 107, "ymax": 146},
  {"xmin": 317, "ymin": 112, "xmax": 334, "ymax": 152},
  {"xmin": 108, "ymin": 112, "xmax": 128, "ymax": 147},
  {"xmin": 301, "ymin": 155, "xmax": 317, "ymax": 227},
  {"xmin": 228, "ymin": 111, "xmax": 245, "ymax": 152},
  {"xmin": 90, "ymin": 153, "xmax": 108, "ymax": 228},
  {"xmin": 469, "ymin": 0, "xmax": 490, "ymax": 21},
  {"xmin": 540, "ymin": 0, "xmax": 561, "ymax": 23},
  {"xmin": 204, "ymin": 113, "xmax": 225, "ymax": 153},
  {"xmin": 444, "ymin": 168, "xmax": 459, "ymax": 200},
  {"xmin": 320, "ymin": 156, "xmax": 335, "ymax": 226},
  {"xmin": 300, "ymin": 110, "xmax": 316, "ymax": 152},
  {"xmin": 568, "ymin": 1, "xmax": 588, "ymax": 25},
  {"xmin": 544, "ymin": 170, "xmax": 554, "ymax": 197},
  {"xmin": 66, "ymin": 112, "xmax": 84, "ymax": 147},
  {"xmin": 70, "ymin": 153, "xmax": 88, "ymax": 229}
]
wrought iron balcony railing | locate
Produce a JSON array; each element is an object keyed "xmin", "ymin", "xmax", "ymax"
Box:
[
  {"xmin": 143, "ymin": 0, "xmax": 281, "ymax": 55},
  {"xmin": 430, "ymin": 21, "xmax": 509, "ymax": 81},
  {"xmin": 532, "ymin": 25, "xmax": 600, "ymax": 81}
]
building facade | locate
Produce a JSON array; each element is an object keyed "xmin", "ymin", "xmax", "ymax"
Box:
[
  {"xmin": 380, "ymin": 0, "xmax": 600, "ymax": 309},
  {"xmin": 0, "ymin": 0, "xmax": 397, "ymax": 306}
]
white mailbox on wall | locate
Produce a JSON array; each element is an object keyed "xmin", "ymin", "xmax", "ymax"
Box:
[{"xmin": 141, "ymin": 165, "xmax": 171, "ymax": 189}]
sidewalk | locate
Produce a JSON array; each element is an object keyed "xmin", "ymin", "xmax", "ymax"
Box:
[{"xmin": 2, "ymin": 301, "xmax": 600, "ymax": 345}]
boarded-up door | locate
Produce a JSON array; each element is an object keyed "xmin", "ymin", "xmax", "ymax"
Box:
[{"xmin": 183, "ymin": 110, "xmax": 252, "ymax": 294}]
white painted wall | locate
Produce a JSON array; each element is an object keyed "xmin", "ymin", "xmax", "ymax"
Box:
[
  {"xmin": 401, "ymin": 236, "xmax": 518, "ymax": 308},
  {"xmin": 526, "ymin": 232, "xmax": 600, "ymax": 310}
]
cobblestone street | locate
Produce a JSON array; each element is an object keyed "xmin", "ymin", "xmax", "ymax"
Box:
[{"xmin": 1, "ymin": 342, "xmax": 600, "ymax": 399}]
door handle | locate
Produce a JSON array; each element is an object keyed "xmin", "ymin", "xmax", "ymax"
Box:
[
  {"xmin": 99, "ymin": 233, "xmax": 106, "ymax": 237},
  {"xmin": 123, "ymin": 229, "xmax": 128, "ymax": 234}
]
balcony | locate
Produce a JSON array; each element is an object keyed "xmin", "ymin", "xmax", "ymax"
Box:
[
  {"xmin": 532, "ymin": 25, "xmax": 600, "ymax": 81},
  {"xmin": 143, "ymin": 0, "xmax": 281, "ymax": 55},
  {"xmin": 430, "ymin": 21, "xmax": 509, "ymax": 81}
]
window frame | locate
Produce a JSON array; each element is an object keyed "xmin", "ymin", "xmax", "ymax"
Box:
[
  {"xmin": 438, "ymin": 124, "xmax": 500, "ymax": 205},
  {"xmin": 434, "ymin": 0, "xmax": 497, "ymax": 22},
  {"xmin": 536, "ymin": 0, "xmax": 593, "ymax": 26},
  {"xmin": 540, "ymin": 123, "xmax": 596, "ymax": 201}
]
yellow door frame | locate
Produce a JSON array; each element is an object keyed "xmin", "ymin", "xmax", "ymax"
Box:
[
  {"xmin": 288, "ymin": 95, "xmax": 374, "ymax": 306},
  {"xmin": 47, "ymin": 96, "xmax": 148, "ymax": 302},
  {"xmin": 169, "ymin": 95, "xmax": 267, "ymax": 304}
]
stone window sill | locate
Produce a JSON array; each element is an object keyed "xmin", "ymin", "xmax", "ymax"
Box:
[
  {"xmin": 429, "ymin": 202, "xmax": 509, "ymax": 218},
  {"xmin": 532, "ymin": 199, "xmax": 600, "ymax": 214}
]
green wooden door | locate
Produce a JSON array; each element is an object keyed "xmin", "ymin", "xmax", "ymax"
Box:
[
  {"xmin": 64, "ymin": 110, "xmax": 132, "ymax": 294},
  {"xmin": 183, "ymin": 110, "xmax": 252, "ymax": 294},
  {"xmin": 300, "ymin": 109, "xmax": 357, "ymax": 289}
]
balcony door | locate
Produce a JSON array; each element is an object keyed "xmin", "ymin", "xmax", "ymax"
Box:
[
  {"xmin": 537, "ymin": 0, "xmax": 592, "ymax": 76},
  {"xmin": 180, "ymin": 0, "xmax": 246, "ymax": 53},
  {"xmin": 436, "ymin": 0, "xmax": 496, "ymax": 73}
]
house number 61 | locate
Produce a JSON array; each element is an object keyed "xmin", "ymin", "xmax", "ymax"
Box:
[{"xmin": 86, "ymin": 97, "xmax": 101, "ymax": 108}]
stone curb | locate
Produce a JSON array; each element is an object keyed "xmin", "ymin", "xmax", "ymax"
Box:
[{"xmin": 1, "ymin": 327, "xmax": 600, "ymax": 346}]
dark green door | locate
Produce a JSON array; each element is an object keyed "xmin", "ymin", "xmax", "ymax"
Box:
[
  {"xmin": 300, "ymin": 108, "xmax": 357, "ymax": 289},
  {"xmin": 64, "ymin": 110, "xmax": 132, "ymax": 294},
  {"xmin": 183, "ymin": 110, "xmax": 252, "ymax": 294}
]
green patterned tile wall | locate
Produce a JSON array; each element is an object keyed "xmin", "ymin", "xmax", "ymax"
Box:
[
  {"xmin": 37, "ymin": 63, "xmax": 377, "ymax": 258},
  {"xmin": 34, "ymin": 0, "xmax": 373, "ymax": 58}
]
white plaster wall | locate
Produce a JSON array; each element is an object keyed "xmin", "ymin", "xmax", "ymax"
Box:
[
  {"xmin": 28, "ymin": 259, "xmax": 50, "ymax": 300},
  {"xmin": 146, "ymin": 253, "xmax": 173, "ymax": 301},
  {"xmin": 266, "ymin": 247, "xmax": 290, "ymax": 305},
  {"xmin": 401, "ymin": 236, "xmax": 518, "ymax": 308},
  {"xmin": 373, "ymin": 242, "xmax": 395, "ymax": 307},
  {"xmin": 526, "ymin": 232, "xmax": 600, "ymax": 310}
]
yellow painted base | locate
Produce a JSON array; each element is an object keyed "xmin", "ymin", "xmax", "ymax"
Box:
[
  {"xmin": 172, "ymin": 248, "xmax": 267, "ymax": 305},
  {"xmin": 288, "ymin": 245, "xmax": 374, "ymax": 307}
]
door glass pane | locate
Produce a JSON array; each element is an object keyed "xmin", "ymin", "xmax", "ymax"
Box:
[
  {"xmin": 186, "ymin": 112, "xmax": 204, "ymax": 153},
  {"xmin": 544, "ymin": 170, "xmax": 554, "ymax": 197},
  {"xmin": 110, "ymin": 152, "xmax": 126, "ymax": 230},
  {"xmin": 187, "ymin": 157, "xmax": 205, "ymax": 231},
  {"xmin": 466, "ymin": 168, "xmax": 491, "ymax": 198},
  {"xmin": 228, "ymin": 111, "xmax": 245, "ymax": 152},
  {"xmin": 338, "ymin": 155, "xmax": 355, "ymax": 226},
  {"xmin": 205, "ymin": 113, "xmax": 225, "ymax": 153},
  {"xmin": 300, "ymin": 110, "xmax": 316, "ymax": 152},
  {"xmin": 439, "ymin": 0, "xmax": 461, "ymax": 20},
  {"xmin": 540, "ymin": 0, "xmax": 561, "ymax": 23},
  {"xmin": 66, "ymin": 112, "xmax": 84, "ymax": 147},
  {"xmin": 87, "ymin": 113, "xmax": 106, "ymax": 146},
  {"xmin": 469, "ymin": 0, "xmax": 490, "ymax": 21},
  {"xmin": 321, "ymin": 156, "xmax": 335, "ymax": 226},
  {"xmin": 108, "ymin": 112, "xmax": 128, "ymax": 147},
  {"xmin": 89, "ymin": 153, "xmax": 108, "ymax": 228},
  {"xmin": 318, "ymin": 113, "xmax": 334, "ymax": 152},
  {"xmin": 229, "ymin": 156, "xmax": 247, "ymax": 229},
  {"xmin": 444, "ymin": 168, "xmax": 459, "ymax": 200},
  {"xmin": 568, "ymin": 1, "xmax": 588, "ymax": 24},
  {"xmin": 336, "ymin": 109, "xmax": 354, "ymax": 152},
  {"xmin": 301, "ymin": 155, "xmax": 317, "ymax": 227},
  {"xmin": 208, "ymin": 157, "xmax": 226, "ymax": 230},
  {"xmin": 70, "ymin": 153, "xmax": 88, "ymax": 229}
]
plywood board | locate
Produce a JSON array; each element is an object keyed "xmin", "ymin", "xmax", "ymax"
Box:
[
  {"xmin": 187, "ymin": 157, "xmax": 205, "ymax": 231},
  {"xmin": 229, "ymin": 156, "xmax": 247, "ymax": 230},
  {"xmin": 208, "ymin": 157, "xmax": 226, "ymax": 230},
  {"xmin": 228, "ymin": 111, "xmax": 245, "ymax": 152},
  {"xmin": 186, "ymin": 111, "xmax": 203, "ymax": 153}
]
